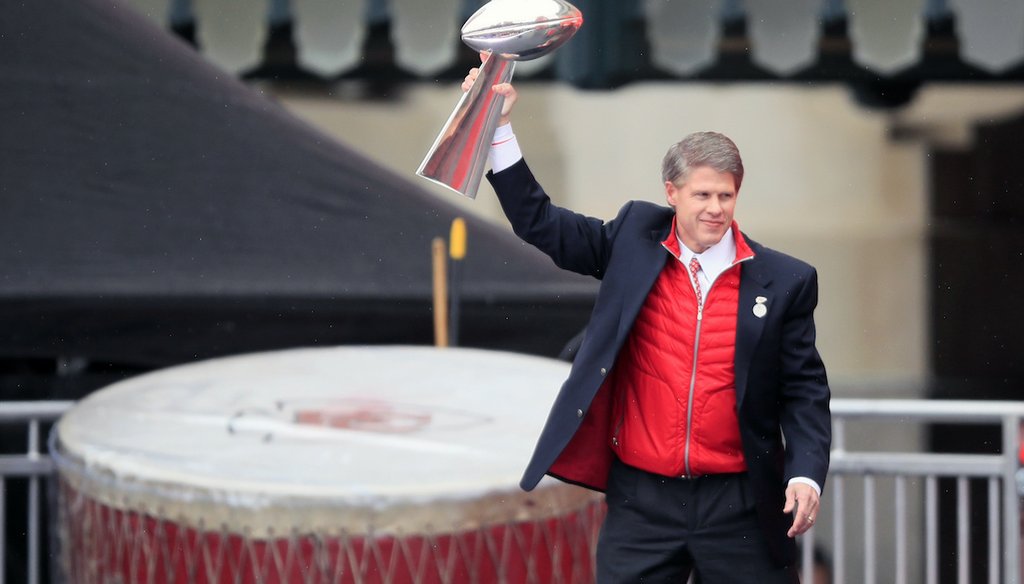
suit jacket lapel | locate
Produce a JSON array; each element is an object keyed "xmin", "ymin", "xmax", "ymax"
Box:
[
  {"xmin": 735, "ymin": 252, "xmax": 773, "ymax": 408},
  {"xmin": 616, "ymin": 227, "xmax": 671, "ymax": 340}
]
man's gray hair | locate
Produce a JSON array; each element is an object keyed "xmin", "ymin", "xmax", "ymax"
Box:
[{"xmin": 661, "ymin": 132, "xmax": 744, "ymax": 189}]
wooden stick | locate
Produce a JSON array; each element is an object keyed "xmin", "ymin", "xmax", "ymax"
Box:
[{"xmin": 432, "ymin": 237, "xmax": 448, "ymax": 347}]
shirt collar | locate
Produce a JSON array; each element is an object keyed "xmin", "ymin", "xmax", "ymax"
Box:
[
  {"xmin": 661, "ymin": 220, "xmax": 754, "ymax": 271},
  {"xmin": 670, "ymin": 223, "xmax": 736, "ymax": 271}
]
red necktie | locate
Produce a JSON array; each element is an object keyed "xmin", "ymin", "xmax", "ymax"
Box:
[{"xmin": 688, "ymin": 257, "xmax": 703, "ymax": 307}]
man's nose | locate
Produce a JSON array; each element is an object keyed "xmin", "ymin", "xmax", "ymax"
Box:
[{"xmin": 707, "ymin": 197, "xmax": 723, "ymax": 215}]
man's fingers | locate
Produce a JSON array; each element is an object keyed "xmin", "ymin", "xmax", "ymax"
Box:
[
  {"xmin": 788, "ymin": 514, "xmax": 811, "ymax": 538},
  {"xmin": 785, "ymin": 483, "xmax": 821, "ymax": 538},
  {"xmin": 462, "ymin": 68, "xmax": 480, "ymax": 92},
  {"xmin": 787, "ymin": 500, "xmax": 810, "ymax": 537},
  {"xmin": 799, "ymin": 492, "xmax": 819, "ymax": 519},
  {"xmin": 492, "ymin": 83, "xmax": 515, "ymax": 97},
  {"xmin": 462, "ymin": 54, "xmax": 518, "ymax": 122},
  {"xmin": 782, "ymin": 489, "xmax": 796, "ymax": 513}
]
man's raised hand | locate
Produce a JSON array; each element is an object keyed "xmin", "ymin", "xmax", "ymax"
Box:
[{"xmin": 462, "ymin": 52, "xmax": 518, "ymax": 126}]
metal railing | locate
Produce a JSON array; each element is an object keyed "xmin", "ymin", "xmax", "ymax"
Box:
[
  {"xmin": 0, "ymin": 400, "xmax": 73, "ymax": 584},
  {"xmin": 2, "ymin": 398, "xmax": 1023, "ymax": 584},
  {"xmin": 801, "ymin": 399, "xmax": 1024, "ymax": 584}
]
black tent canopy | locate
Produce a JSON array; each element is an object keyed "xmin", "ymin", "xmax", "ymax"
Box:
[{"xmin": 0, "ymin": 0, "xmax": 596, "ymax": 374}]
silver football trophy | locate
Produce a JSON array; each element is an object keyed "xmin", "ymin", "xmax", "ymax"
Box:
[{"xmin": 417, "ymin": 0, "xmax": 583, "ymax": 198}]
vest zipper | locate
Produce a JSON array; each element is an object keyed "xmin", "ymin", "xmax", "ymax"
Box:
[
  {"xmin": 682, "ymin": 301, "xmax": 702, "ymax": 478},
  {"xmin": 682, "ymin": 254, "xmax": 754, "ymax": 478}
]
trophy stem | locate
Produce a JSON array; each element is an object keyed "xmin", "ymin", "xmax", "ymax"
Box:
[{"xmin": 417, "ymin": 55, "xmax": 516, "ymax": 199}]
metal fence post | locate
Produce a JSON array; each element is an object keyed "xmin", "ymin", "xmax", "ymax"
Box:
[
  {"xmin": 1003, "ymin": 416, "xmax": 1021, "ymax": 584},
  {"xmin": 1, "ymin": 476, "xmax": 5, "ymax": 584},
  {"xmin": 28, "ymin": 419, "xmax": 40, "ymax": 584}
]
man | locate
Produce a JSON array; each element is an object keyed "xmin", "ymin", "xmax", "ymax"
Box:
[{"xmin": 464, "ymin": 61, "xmax": 831, "ymax": 583}]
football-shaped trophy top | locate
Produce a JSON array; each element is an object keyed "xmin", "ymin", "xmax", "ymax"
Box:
[{"xmin": 461, "ymin": 0, "xmax": 584, "ymax": 61}]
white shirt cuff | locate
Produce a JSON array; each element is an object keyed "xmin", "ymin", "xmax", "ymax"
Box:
[
  {"xmin": 788, "ymin": 477, "xmax": 822, "ymax": 497},
  {"xmin": 488, "ymin": 123, "xmax": 522, "ymax": 173}
]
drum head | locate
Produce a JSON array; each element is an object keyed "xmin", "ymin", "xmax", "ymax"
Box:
[{"xmin": 54, "ymin": 346, "xmax": 592, "ymax": 534}]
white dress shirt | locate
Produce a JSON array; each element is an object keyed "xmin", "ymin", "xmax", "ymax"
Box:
[
  {"xmin": 674, "ymin": 227, "xmax": 736, "ymax": 300},
  {"xmin": 489, "ymin": 123, "xmax": 523, "ymax": 172}
]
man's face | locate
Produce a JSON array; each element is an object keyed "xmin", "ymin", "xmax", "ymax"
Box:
[{"xmin": 665, "ymin": 165, "xmax": 739, "ymax": 253}]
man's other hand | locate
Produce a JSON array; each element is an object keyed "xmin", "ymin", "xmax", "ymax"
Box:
[{"xmin": 784, "ymin": 482, "xmax": 820, "ymax": 538}]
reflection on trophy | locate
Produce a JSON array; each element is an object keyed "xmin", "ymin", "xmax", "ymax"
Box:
[{"xmin": 417, "ymin": 0, "xmax": 583, "ymax": 199}]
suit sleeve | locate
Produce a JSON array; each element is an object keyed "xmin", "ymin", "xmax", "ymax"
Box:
[
  {"xmin": 778, "ymin": 268, "xmax": 832, "ymax": 491},
  {"xmin": 486, "ymin": 158, "xmax": 629, "ymax": 279}
]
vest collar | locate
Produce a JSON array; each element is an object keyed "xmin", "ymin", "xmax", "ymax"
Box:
[{"xmin": 661, "ymin": 220, "xmax": 756, "ymax": 267}]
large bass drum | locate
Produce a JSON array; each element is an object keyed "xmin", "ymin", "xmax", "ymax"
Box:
[{"xmin": 52, "ymin": 346, "xmax": 603, "ymax": 583}]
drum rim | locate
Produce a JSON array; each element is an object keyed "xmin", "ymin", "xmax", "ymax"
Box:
[{"xmin": 53, "ymin": 346, "xmax": 567, "ymax": 499}]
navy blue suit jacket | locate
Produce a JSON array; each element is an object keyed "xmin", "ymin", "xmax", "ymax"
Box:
[{"xmin": 487, "ymin": 159, "xmax": 831, "ymax": 565}]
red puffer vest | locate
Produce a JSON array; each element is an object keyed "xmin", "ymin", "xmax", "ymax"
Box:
[{"xmin": 610, "ymin": 222, "xmax": 754, "ymax": 478}]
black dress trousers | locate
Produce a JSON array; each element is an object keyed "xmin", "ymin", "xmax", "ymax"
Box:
[{"xmin": 596, "ymin": 457, "xmax": 800, "ymax": 584}]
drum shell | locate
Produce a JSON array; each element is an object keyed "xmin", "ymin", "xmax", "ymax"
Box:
[
  {"xmin": 55, "ymin": 470, "xmax": 603, "ymax": 584},
  {"xmin": 51, "ymin": 347, "xmax": 606, "ymax": 583}
]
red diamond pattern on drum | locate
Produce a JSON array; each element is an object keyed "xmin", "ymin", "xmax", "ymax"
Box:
[
  {"xmin": 688, "ymin": 257, "xmax": 703, "ymax": 307},
  {"xmin": 57, "ymin": 478, "xmax": 606, "ymax": 583}
]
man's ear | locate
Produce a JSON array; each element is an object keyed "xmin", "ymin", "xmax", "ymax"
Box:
[{"xmin": 664, "ymin": 181, "xmax": 678, "ymax": 207}]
